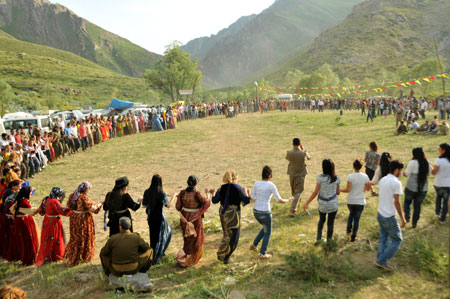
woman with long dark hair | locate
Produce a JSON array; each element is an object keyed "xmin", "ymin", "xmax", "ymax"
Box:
[
  {"xmin": 65, "ymin": 182, "xmax": 103, "ymax": 266},
  {"xmin": 211, "ymin": 170, "xmax": 251, "ymax": 264},
  {"xmin": 303, "ymin": 159, "xmax": 341, "ymax": 245},
  {"xmin": 340, "ymin": 160, "xmax": 370, "ymax": 242},
  {"xmin": 403, "ymin": 147, "xmax": 432, "ymax": 228},
  {"xmin": 35, "ymin": 187, "xmax": 72, "ymax": 266},
  {"xmin": 11, "ymin": 186, "xmax": 40, "ymax": 265},
  {"xmin": 432, "ymin": 143, "xmax": 450, "ymax": 223},
  {"xmin": 370, "ymin": 152, "xmax": 392, "ymax": 185},
  {"xmin": 142, "ymin": 174, "xmax": 174, "ymax": 265},
  {"xmin": 175, "ymin": 175, "xmax": 210, "ymax": 267},
  {"xmin": 104, "ymin": 177, "xmax": 141, "ymax": 236}
]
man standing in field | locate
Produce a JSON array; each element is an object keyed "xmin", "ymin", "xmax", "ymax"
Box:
[
  {"xmin": 286, "ymin": 138, "xmax": 310, "ymax": 216},
  {"xmin": 376, "ymin": 160, "xmax": 406, "ymax": 271}
]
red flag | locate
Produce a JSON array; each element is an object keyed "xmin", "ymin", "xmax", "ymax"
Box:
[
  {"xmin": 430, "ymin": 76, "xmax": 436, "ymax": 80},
  {"xmin": 396, "ymin": 84, "xmax": 402, "ymax": 87},
  {"xmin": 381, "ymin": 86, "xmax": 389, "ymax": 89}
]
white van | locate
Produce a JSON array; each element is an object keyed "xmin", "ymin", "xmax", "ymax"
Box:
[
  {"xmin": 0, "ymin": 118, "xmax": 5, "ymax": 134},
  {"xmin": 50, "ymin": 110, "xmax": 85, "ymax": 126},
  {"xmin": 3, "ymin": 113, "xmax": 51, "ymax": 135}
]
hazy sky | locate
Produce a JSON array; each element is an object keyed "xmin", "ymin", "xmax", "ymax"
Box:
[{"xmin": 50, "ymin": 0, "xmax": 275, "ymax": 54}]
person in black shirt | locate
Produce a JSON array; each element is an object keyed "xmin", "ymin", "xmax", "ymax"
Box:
[
  {"xmin": 210, "ymin": 170, "xmax": 250, "ymax": 264},
  {"xmin": 104, "ymin": 177, "xmax": 141, "ymax": 236}
]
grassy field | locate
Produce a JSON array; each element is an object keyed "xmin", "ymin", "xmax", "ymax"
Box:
[
  {"xmin": 0, "ymin": 33, "xmax": 161, "ymax": 110},
  {"xmin": 1, "ymin": 110, "xmax": 449, "ymax": 298}
]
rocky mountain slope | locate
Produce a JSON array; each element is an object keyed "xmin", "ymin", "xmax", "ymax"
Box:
[
  {"xmin": 0, "ymin": 0, "xmax": 161, "ymax": 77},
  {"xmin": 181, "ymin": 0, "xmax": 364, "ymax": 87}
]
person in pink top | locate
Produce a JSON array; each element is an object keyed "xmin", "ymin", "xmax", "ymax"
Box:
[{"xmin": 79, "ymin": 120, "xmax": 88, "ymax": 152}]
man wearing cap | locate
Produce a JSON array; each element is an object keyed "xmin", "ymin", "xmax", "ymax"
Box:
[
  {"xmin": 286, "ymin": 138, "xmax": 310, "ymax": 216},
  {"xmin": 100, "ymin": 217, "xmax": 152, "ymax": 276}
]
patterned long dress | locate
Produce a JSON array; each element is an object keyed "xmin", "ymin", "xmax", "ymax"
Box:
[
  {"xmin": 64, "ymin": 193, "xmax": 102, "ymax": 266},
  {"xmin": 35, "ymin": 197, "xmax": 72, "ymax": 266},
  {"xmin": 175, "ymin": 190, "xmax": 210, "ymax": 267}
]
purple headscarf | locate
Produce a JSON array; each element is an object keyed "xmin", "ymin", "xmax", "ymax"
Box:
[{"xmin": 70, "ymin": 181, "xmax": 92, "ymax": 209}]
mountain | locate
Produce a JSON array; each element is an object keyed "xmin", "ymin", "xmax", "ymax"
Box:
[
  {"xmin": 0, "ymin": 29, "xmax": 159, "ymax": 110},
  {"xmin": 0, "ymin": 0, "xmax": 161, "ymax": 77},
  {"xmin": 181, "ymin": 0, "xmax": 364, "ymax": 88},
  {"xmin": 271, "ymin": 0, "xmax": 450, "ymax": 82}
]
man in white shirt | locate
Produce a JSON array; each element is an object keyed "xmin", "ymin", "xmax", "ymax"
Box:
[
  {"xmin": 376, "ymin": 160, "xmax": 406, "ymax": 271},
  {"xmin": 420, "ymin": 101, "xmax": 428, "ymax": 119}
]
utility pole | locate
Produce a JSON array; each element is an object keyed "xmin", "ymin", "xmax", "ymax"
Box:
[{"xmin": 434, "ymin": 40, "xmax": 446, "ymax": 96}]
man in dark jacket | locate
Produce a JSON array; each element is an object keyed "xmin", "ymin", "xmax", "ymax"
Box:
[{"xmin": 100, "ymin": 217, "xmax": 152, "ymax": 276}]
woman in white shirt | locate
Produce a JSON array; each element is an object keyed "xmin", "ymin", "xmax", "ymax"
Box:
[
  {"xmin": 432, "ymin": 143, "xmax": 450, "ymax": 223},
  {"xmin": 303, "ymin": 159, "xmax": 341, "ymax": 245},
  {"xmin": 250, "ymin": 166, "xmax": 291, "ymax": 259},
  {"xmin": 402, "ymin": 147, "xmax": 432, "ymax": 228},
  {"xmin": 340, "ymin": 160, "xmax": 370, "ymax": 242}
]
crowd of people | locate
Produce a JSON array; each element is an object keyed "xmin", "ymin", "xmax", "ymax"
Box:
[{"xmin": 1, "ymin": 133, "xmax": 449, "ymax": 278}]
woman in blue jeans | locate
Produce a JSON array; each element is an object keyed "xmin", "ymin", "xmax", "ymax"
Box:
[
  {"xmin": 432, "ymin": 143, "xmax": 450, "ymax": 224},
  {"xmin": 303, "ymin": 159, "xmax": 341, "ymax": 245},
  {"xmin": 250, "ymin": 166, "xmax": 292, "ymax": 259},
  {"xmin": 402, "ymin": 147, "xmax": 432, "ymax": 228},
  {"xmin": 340, "ymin": 160, "xmax": 370, "ymax": 242}
]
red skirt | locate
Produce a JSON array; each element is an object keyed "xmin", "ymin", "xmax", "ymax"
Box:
[
  {"xmin": 35, "ymin": 216, "xmax": 66, "ymax": 266},
  {"xmin": 13, "ymin": 215, "xmax": 39, "ymax": 265}
]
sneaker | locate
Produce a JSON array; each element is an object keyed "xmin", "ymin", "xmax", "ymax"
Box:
[
  {"xmin": 439, "ymin": 220, "xmax": 446, "ymax": 224},
  {"xmin": 289, "ymin": 211, "xmax": 296, "ymax": 217},
  {"xmin": 412, "ymin": 224, "xmax": 417, "ymax": 229},
  {"xmin": 435, "ymin": 215, "xmax": 441, "ymax": 219},
  {"xmin": 259, "ymin": 254, "xmax": 272, "ymax": 260},
  {"xmin": 375, "ymin": 261, "xmax": 394, "ymax": 272},
  {"xmin": 249, "ymin": 244, "xmax": 257, "ymax": 251},
  {"xmin": 351, "ymin": 237, "xmax": 358, "ymax": 242},
  {"xmin": 314, "ymin": 240, "xmax": 323, "ymax": 246}
]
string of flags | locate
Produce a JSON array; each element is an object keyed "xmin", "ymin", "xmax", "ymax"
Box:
[{"xmin": 261, "ymin": 73, "xmax": 449, "ymax": 98}]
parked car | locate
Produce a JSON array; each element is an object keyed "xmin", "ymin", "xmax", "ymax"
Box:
[
  {"xmin": 0, "ymin": 118, "xmax": 5, "ymax": 135},
  {"xmin": 3, "ymin": 112, "xmax": 51, "ymax": 135},
  {"xmin": 50, "ymin": 110, "xmax": 85, "ymax": 126}
]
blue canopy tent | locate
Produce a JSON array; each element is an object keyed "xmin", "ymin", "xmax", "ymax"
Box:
[{"xmin": 107, "ymin": 98, "xmax": 134, "ymax": 110}]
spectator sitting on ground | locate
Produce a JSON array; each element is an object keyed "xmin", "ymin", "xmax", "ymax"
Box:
[
  {"xmin": 396, "ymin": 121, "xmax": 408, "ymax": 135},
  {"xmin": 428, "ymin": 120, "xmax": 438, "ymax": 134}
]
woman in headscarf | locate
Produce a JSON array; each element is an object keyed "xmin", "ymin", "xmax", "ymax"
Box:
[
  {"xmin": 116, "ymin": 116, "xmax": 124, "ymax": 137},
  {"xmin": 142, "ymin": 174, "xmax": 174, "ymax": 265},
  {"xmin": 103, "ymin": 177, "xmax": 141, "ymax": 237},
  {"xmin": 65, "ymin": 182, "xmax": 103, "ymax": 266},
  {"xmin": 34, "ymin": 187, "xmax": 72, "ymax": 266},
  {"xmin": 175, "ymin": 175, "xmax": 210, "ymax": 267},
  {"xmin": 211, "ymin": 170, "xmax": 250, "ymax": 264},
  {"xmin": 11, "ymin": 186, "xmax": 40, "ymax": 265}
]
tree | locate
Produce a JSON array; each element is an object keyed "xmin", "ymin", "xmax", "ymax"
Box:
[
  {"xmin": 0, "ymin": 80, "xmax": 13, "ymax": 117},
  {"xmin": 143, "ymin": 42, "xmax": 202, "ymax": 101}
]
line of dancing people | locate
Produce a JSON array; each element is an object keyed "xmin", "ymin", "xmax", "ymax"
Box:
[{"xmin": 0, "ymin": 140, "xmax": 449, "ymax": 276}]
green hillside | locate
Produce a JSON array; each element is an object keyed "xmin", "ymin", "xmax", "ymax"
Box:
[
  {"xmin": 181, "ymin": 0, "xmax": 364, "ymax": 88},
  {"xmin": 0, "ymin": 31, "xmax": 160, "ymax": 111},
  {"xmin": 0, "ymin": 0, "xmax": 161, "ymax": 77},
  {"xmin": 269, "ymin": 0, "xmax": 450, "ymax": 82}
]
